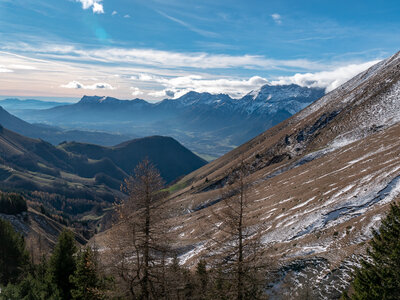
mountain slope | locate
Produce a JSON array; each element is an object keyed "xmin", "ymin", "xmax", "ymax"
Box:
[
  {"xmin": 13, "ymin": 85, "xmax": 325, "ymax": 157},
  {"xmin": 59, "ymin": 136, "xmax": 207, "ymax": 184},
  {"xmin": 95, "ymin": 51, "xmax": 400, "ymax": 299}
]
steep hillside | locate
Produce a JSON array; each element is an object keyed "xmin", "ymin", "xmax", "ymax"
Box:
[
  {"xmin": 95, "ymin": 51, "xmax": 400, "ymax": 299},
  {"xmin": 14, "ymin": 85, "xmax": 324, "ymax": 157},
  {"xmin": 1, "ymin": 207, "xmax": 87, "ymax": 259}
]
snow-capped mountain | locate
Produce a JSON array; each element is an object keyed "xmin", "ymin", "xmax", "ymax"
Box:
[
  {"xmin": 71, "ymin": 83, "xmax": 325, "ymax": 116},
  {"xmin": 12, "ymin": 84, "xmax": 325, "ymax": 158}
]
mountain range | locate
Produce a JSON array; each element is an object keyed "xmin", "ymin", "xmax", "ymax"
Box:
[
  {"xmin": 12, "ymin": 84, "xmax": 325, "ymax": 158},
  {"xmin": 94, "ymin": 51, "xmax": 400, "ymax": 298}
]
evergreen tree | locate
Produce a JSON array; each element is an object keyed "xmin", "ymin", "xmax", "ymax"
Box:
[
  {"xmin": 0, "ymin": 218, "xmax": 29, "ymax": 285},
  {"xmin": 48, "ymin": 230, "xmax": 77, "ymax": 300},
  {"xmin": 345, "ymin": 202, "xmax": 400, "ymax": 299},
  {"xmin": 1, "ymin": 271, "xmax": 60, "ymax": 300},
  {"xmin": 70, "ymin": 247, "xmax": 108, "ymax": 300}
]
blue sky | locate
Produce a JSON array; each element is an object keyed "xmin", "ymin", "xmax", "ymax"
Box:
[{"xmin": 0, "ymin": 0, "xmax": 399, "ymax": 101}]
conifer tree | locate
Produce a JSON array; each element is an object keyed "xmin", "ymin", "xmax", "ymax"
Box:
[
  {"xmin": 0, "ymin": 218, "xmax": 29, "ymax": 285},
  {"xmin": 48, "ymin": 230, "xmax": 77, "ymax": 300},
  {"xmin": 70, "ymin": 247, "xmax": 108, "ymax": 300},
  {"xmin": 345, "ymin": 202, "xmax": 400, "ymax": 299}
]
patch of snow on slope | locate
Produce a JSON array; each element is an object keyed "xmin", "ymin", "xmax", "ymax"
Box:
[{"xmin": 290, "ymin": 196, "xmax": 316, "ymax": 211}]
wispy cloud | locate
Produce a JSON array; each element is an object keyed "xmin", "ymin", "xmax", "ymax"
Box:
[
  {"xmin": 0, "ymin": 65, "xmax": 13, "ymax": 73},
  {"xmin": 3, "ymin": 43, "xmax": 327, "ymax": 71},
  {"xmin": 75, "ymin": 0, "xmax": 104, "ymax": 14},
  {"xmin": 286, "ymin": 36, "xmax": 335, "ymax": 43},
  {"xmin": 8, "ymin": 64, "xmax": 37, "ymax": 70},
  {"xmin": 112, "ymin": 11, "xmax": 118, "ymax": 16},
  {"xmin": 61, "ymin": 81, "xmax": 114, "ymax": 90},
  {"xmin": 157, "ymin": 10, "xmax": 218, "ymax": 38},
  {"xmin": 271, "ymin": 13, "xmax": 282, "ymax": 25}
]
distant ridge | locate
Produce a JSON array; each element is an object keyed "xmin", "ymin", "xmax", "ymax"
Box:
[
  {"xmin": 14, "ymin": 84, "xmax": 325, "ymax": 157},
  {"xmin": 0, "ymin": 105, "xmax": 132, "ymax": 146},
  {"xmin": 0, "ymin": 98, "xmax": 70, "ymax": 110}
]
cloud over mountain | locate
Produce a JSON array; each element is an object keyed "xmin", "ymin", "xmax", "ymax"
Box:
[
  {"xmin": 272, "ymin": 60, "xmax": 381, "ymax": 92},
  {"xmin": 61, "ymin": 81, "xmax": 114, "ymax": 90}
]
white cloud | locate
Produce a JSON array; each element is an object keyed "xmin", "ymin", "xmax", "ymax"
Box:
[
  {"xmin": 8, "ymin": 64, "xmax": 37, "ymax": 70},
  {"xmin": 75, "ymin": 0, "xmax": 104, "ymax": 14},
  {"xmin": 92, "ymin": 2, "xmax": 104, "ymax": 14},
  {"xmin": 124, "ymin": 14, "xmax": 131, "ymax": 18},
  {"xmin": 271, "ymin": 13, "xmax": 282, "ymax": 25},
  {"xmin": 271, "ymin": 60, "xmax": 381, "ymax": 92},
  {"xmin": 148, "ymin": 90, "xmax": 174, "ymax": 98},
  {"xmin": 111, "ymin": 11, "xmax": 117, "ymax": 16},
  {"xmin": 145, "ymin": 75, "xmax": 270, "ymax": 99},
  {"xmin": 0, "ymin": 65, "xmax": 13, "ymax": 73},
  {"xmin": 61, "ymin": 81, "xmax": 114, "ymax": 90},
  {"xmin": 130, "ymin": 87, "xmax": 144, "ymax": 96},
  {"xmin": 131, "ymin": 73, "xmax": 160, "ymax": 81}
]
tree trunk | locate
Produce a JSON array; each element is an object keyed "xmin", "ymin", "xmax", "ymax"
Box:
[
  {"xmin": 143, "ymin": 181, "xmax": 150, "ymax": 300},
  {"xmin": 237, "ymin": 175, "xmax": 244, "ymax": 300}
]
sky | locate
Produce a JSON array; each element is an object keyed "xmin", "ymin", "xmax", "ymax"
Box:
[{"xmin": 0, "ymin": 0, "xmax": 399, "ymax": 102}]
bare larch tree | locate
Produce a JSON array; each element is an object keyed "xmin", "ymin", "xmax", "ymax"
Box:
[{"xmin": 106, "ymin": 158, "xmax": 171, "ymax": 299}]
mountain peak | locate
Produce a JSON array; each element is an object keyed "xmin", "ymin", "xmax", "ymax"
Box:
[{"xmin": 78, "ymin": 95, "xmax": 104, "ymax": 104}]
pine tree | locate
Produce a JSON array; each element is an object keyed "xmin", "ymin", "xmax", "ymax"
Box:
[
  {"xmin": 48, "ymin": 230, "xmax": 77, "ymax": 300},
  {"xmin": 0, "ymin": 218, "xmax": 29, "ymax": 285},
  {"xmin": 70, "ymin": 247, "xmax": 108, "ymax": 300},
  {"xmin": 345, "ymin": 202, "xmax": 400, "ymax": 299}
]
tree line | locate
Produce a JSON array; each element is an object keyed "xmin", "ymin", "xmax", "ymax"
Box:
[{"xmin": 0, "ymin": 223, "xmax": 110, "ymax": 299}]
